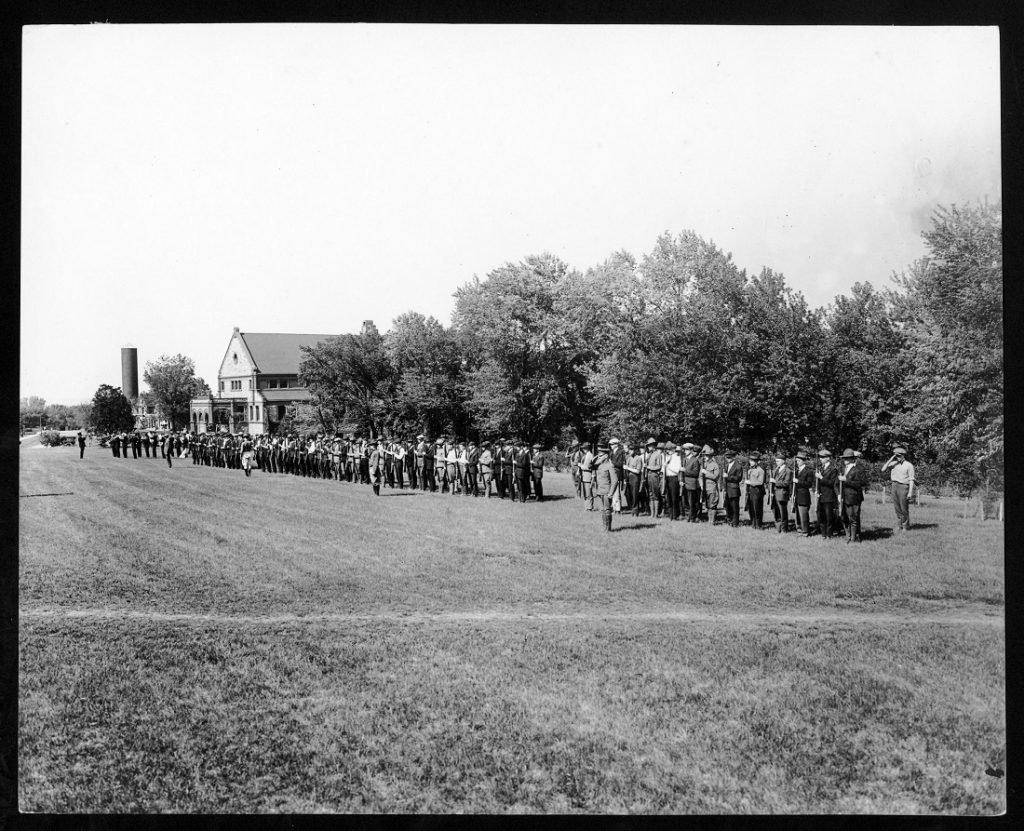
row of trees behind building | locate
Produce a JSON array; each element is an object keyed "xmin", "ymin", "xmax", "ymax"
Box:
[{"xmin": 45, "ymin": 198, "xmax": 999, "ymax": 495}]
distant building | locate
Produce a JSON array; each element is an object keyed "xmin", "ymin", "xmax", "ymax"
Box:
[{"xmin": 189, "ymin": 327, "xmax": 340, "ymax": 435}]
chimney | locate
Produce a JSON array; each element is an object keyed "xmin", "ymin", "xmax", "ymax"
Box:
[{"xmin": 121, "ymin": 345, "xmax": 139, "ymax": 401}]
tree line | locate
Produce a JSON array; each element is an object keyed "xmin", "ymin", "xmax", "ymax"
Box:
[{"xmin": 297, "ymin": 199, "xmax": 1001, "ymax": 495}]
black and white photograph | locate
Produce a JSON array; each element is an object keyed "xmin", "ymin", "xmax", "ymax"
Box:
[{"xmin": 16, "ymin": 21, "xmax": 1003, "ymax": 814}]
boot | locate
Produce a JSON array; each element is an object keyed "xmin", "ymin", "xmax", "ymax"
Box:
[
  {"xmin": 602, "ymin": 511, "xmax": 612, "ymax": 532},
  {"xmin": 372, "ymin": 483, "xmax": 380, "ymax": 496}
]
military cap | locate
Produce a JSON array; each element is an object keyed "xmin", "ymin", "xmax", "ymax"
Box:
[
  {"xmin": 580, "ymin": 441, "xmax": 592, "ymax": 449},
  {"xmin": 664, "ymin": 441, "xmax": 675, "ymax": 451},
  {"xmin": 702, "ymin": 444, "xmax": 714, "ymax": 455},
  {"xmin": 681, "ymin": 442, "xmax": 695, "ymax": 450},
  {"xmin": 609, "ymin": 437, "xmax": 620, "ymax": 445},
  {"xmin": 749, "ymin": 450, "xmax": 761, "ymax": 461},
  {"xmin": 435, "ymin": 438, "xmax": 443, "ymax": 445},
  {"xmin": 842, "ymin": 448, "xmax": 856, "ymax": 459},
  {"xmin": 416, "ymin": 433, "xmax": 425, "ymax": 440},
  {"xmin": 532, "ymin": 443, "xmax": 542, "ymax": 449},
  {"xmin": 795, "ymin": 450, "xmax": 809, "ymax": 460},
  {"xmin": 724, "ymin": 449, "xmax": 736, "ymax": 458},
  {"xmin": 656, "ymin": 442, "xmax": 666, "ymax": 450},
  {"xmin": 893, "ymin": 445, "xmax": 907, "ymax": 455},
  {"xmin": 481, "ymin": 440, "xmax": 491, "ymax": 447},
  {"xmin": 774, "ymin": 447, "xmax": 787, "ymax": 458},
  {"xmin": 645, "ymin": 437, "xmax": 657, "ymax": 446},
  {"xmin": 818, "ymin": 449, "xmax": 831, "ymax": 458},
  {"xmin": 597, "ymin": 443, "xmax": 610, "ymax": 452}
]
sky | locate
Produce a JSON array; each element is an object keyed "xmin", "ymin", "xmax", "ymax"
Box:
[{"xmin": 21, "ymin": 24, "xmax": 1001, "ymax": 405}]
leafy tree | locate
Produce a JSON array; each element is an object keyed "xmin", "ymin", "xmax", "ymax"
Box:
[
  {"xmin": 452, "ymin": 253, "xmax": 595, "ymax": 444},
  {"xmin": 818, "ymin": 282, "xmax": 907, "ymax": 456},
  {"xmin": 888, "ymin": 199, "xmax": 1002, "ymax": 494},
  {"xmin": 276, "ymin": 403, "xmax": 330, "ymax": 437},
  {"xmin": 20, "ymin": 395, "xmax": 47, "ymax": 431},
  {"xmin": 88, "ymin": 385, "xmax": 135, "ymax": 434},
  {"xmin": 299, "ymin": 321, "xmax": 396, "ymax": 438},
  {"xmin": 384, "ymin": 312, "xmax": 467, "ymax": 439},
  {"xmin": 143, "ymin": 354, "xmax": 208, "ymax": 431},
  {"xmin": 43, "ymin": 403, "xmax": 81, "ymax": 430}
]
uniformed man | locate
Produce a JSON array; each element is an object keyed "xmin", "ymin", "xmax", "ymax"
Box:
[
  {"xmin": 120, "ymin": 431, "xmax": 129, "ymax": 459},
  {"xmin": 530, "ymin": 443, "xmax": 545, "ymax": 501},
  {"xmin": 881, "ymin": 445, "xmax": 916, "ymax": 532},
  {"xmin": 663, "ymin": 442, "xmax": 682, "ymax": 520},
  {"xmin": 579, "ymin": 442, "xmax": 596, "ymax": 510},
  {"xmin": 744, "ymin": 451, "xmax": 766, "ymax": 529},
  {"xmin": 793, "ymin": 450, "xmax": 815, "ymax": 535},
  {"xmin": 514, "ymin": 441, "xmax": 531, "ymax": 503},
  {"xmin": 594, "ymin": 443, "xmax": 619, "ymax": 532},
  {"xmin": 368, "ymin": 440, "xmax": 383, "ymax": 495},
  {"xmin": 815, "ymin": 449, "xmax": 839, "ymax": 538},
  {"xmin": 501, "ymin": 440, "xmax": 517, "ymax": 500},
  {"xmin": 77, "ymin": 431, "xmax": 86, "ymax": 459},
  {"xmin": 568, "ymin": 442, "xmax": 583, "ymax": 499},
  {"xmin": 142, "ymin": 431, "xmax": 151, "ymax": 458},
  {"xmin": 644, "ymin": 438, "xmax": 663, "ymax": 519},
  {"xmin": 608, "ymin": 438, "xmax": 625, "ymax": 512},
  {"xmin": 465, "ymin": 441, "xmax": 480, "ymax": 496},
  {"xmin": 625, "ymin": 443, "xmax": 645, "ymax": 517},
  {"xmin": 478, "ymin": 441, "xmax": 493, "ymax": 497},
  {"xmin": 681, "ymin": 443, "xmax": 703, "ymax": 523},
  {"xmin": 723, "ymin": 449, "xmax": 743, "ymax": 527},
  {"xmin": 838, "ymin": 447, "xmax": 869, "ymax": 542},
  {"xmin": 770, "ymin": 449, "xmax": 793, "ymax": 533},
  {"xmin": 700, "ymin": 445, "xmax": 721, "ymax": 524}
]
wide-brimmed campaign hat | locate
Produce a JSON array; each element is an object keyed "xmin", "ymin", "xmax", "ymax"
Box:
[
  {"xmin": 796, "ymin": 450, "xmax": 809, "ymax": 460},
  {"xmin": 532, "ymin": 443, "xmax": 542, "ymax": 449},
  {"xmin": 818, "ymin": 449, "xmax": 831, "ymax": 457},
  {"xmin": 749, "ymin": 450, "xmax": 761, "ymax": 461},
  {"xmin": 842, "ymin": 448, "xmax": 856, "ymax": 459},
  {"xmin": 893, "ymin": 445, "xmax": 907, "ymax": 455},
  {"xmin": 645, "ymin": 437, "xmax": 657, "ymax": 446},
  {"xmin": 702, "ymin": 444, "xmax": 714, "ymax": 455},
  {"xmin": 609, "ymin": 438, "xmax": 620, "ymax": 445}
]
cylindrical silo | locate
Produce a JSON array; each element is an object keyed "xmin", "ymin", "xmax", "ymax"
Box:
[{"xmin": 121, "ymin": 346, "xmax": 139, "ymax": 401}]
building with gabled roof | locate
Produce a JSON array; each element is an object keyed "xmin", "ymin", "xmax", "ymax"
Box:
[{"xmin": 189, "ymin": 327, "xmax": 339, "ymax": 435}]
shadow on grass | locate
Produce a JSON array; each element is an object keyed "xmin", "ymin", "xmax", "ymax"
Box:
[
  {"xmin": 611, "ymin": 523, "xmax": 659, "ymax": 532},
  {"xmin": 860, "ymin": 527, "xmax": 894, "ymax": 541}
]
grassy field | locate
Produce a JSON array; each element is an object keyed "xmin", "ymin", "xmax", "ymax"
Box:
[{"xmin": 18, "ymin": 442, "xmax": 1006, "ymax": 813}]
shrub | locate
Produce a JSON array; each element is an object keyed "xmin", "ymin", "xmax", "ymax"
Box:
[{"xmin": 39, "ymin": 430, "xmax": 65, "ymax": 447}]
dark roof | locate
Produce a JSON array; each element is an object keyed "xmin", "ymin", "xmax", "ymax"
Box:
[
  {"xmin": 261, "ymin": 388, "xmax": 312, "ymax": 403},
  {"xmin": 238, "ymin": 333, "xmax": 336, "ymax": 375}
]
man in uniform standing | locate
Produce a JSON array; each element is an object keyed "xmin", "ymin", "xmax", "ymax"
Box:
[
  {"xmin": 625, "ymin": 443, "xmax": 645, "ymax": 517},
  {"xmin": 644, "ymin": 438, "xmax": 663, "ymax": 519},
  {"xmin": 594, "ymin": 443, "xmax": 619, "ymax": 532},
  {"xmin": 513, "ymin": 441, "xmax": 531, "ymax": 503},
  {"xmin": 700, "ymin": 445, "xmax": 720, "ymax": 524},
  {"xmin": 838, "ymin": 448, "xmax": 869, "ymax": 542},
  {"xmin": 769, "ymin": 449, "xmax": 793, "ymax": 533},
  {"xmin": 815, "ymin": 449, "xmax": 839, "ymax": 539},
  {"xmin": 881, "ymin": 445, "xmax": 916, "ymax": 532},
  {"xmin": 793, "ymin": 450, "xmax": 815, "ymax": 535},
  {"xmin": 723, "ymin": 449, "xmax": 743, "ymax": 527},
  {"xmin": 530, "ymin": 443, "xmax": 545, "ymax": 501},
  {"xmin": 744, "ymin": 451, "xmax": 766, "ymax": 529},
  {"xmin": 608, "ymin": 438, "xmax": 625, "ymax": 513},
  {"xmin": 681, "ymin": 443, "xmax": 703, "ymax": 522}
]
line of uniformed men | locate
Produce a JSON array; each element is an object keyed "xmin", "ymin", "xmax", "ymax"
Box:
[
  {"xmin": 106, "ymin": 431, "xmax": 183, "ymax": 462},
  {"xmin": 183, "ymin": 431, "xmax": 550, "ymax": 502},
  {"xmin": 567, "ymin": 438, "xmax": 873, "ymax": 542}
]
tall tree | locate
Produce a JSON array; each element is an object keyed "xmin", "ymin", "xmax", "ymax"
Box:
[
  {"xmin": 20, "ymin": 396, "xmax": 47, "ymax": 430},
  {"xmin": 143, "ymin": 354, "xmax": 207, "ymax": 431},
  {"xmin": 384, "ymin": 312, "xmax": 468, "ymax": 438},
  {"xmin": 299, "ymin": 321, "xmax": 396, "ymax": 438},
  {"xmin": 452, "ymin": 253, "xmax": 595, "ymax": 444},
  {"xmin": 888, "ymin": 199, "xmax": 1002, "ymax": 493},
  {"xmin": 88, "ymin": 385, "xmax": 135, "ymax": 434}
]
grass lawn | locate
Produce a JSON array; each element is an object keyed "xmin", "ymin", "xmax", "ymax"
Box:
[{"xmin": 18, "ymin": 444, "xmax": 1006, "ymax": 813}]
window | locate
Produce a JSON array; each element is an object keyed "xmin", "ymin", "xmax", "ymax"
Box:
[
  {"xmin": 255, "ymin": 405, "xmax": 260, "ymax": 420},
  {"xmin": 249, "ymin": 379, "xmax": 253, "ymax": 389},
  {"xmin": 269, "ymin": 380, "xmax": 278, "ymax": 389},
  {"xmin": 230, "ymin": 380, "xmax": 242, "ymax": 391},
  {"xmin": 219, "ymin": 381, "xmax": 224, "ymax": 391}
]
